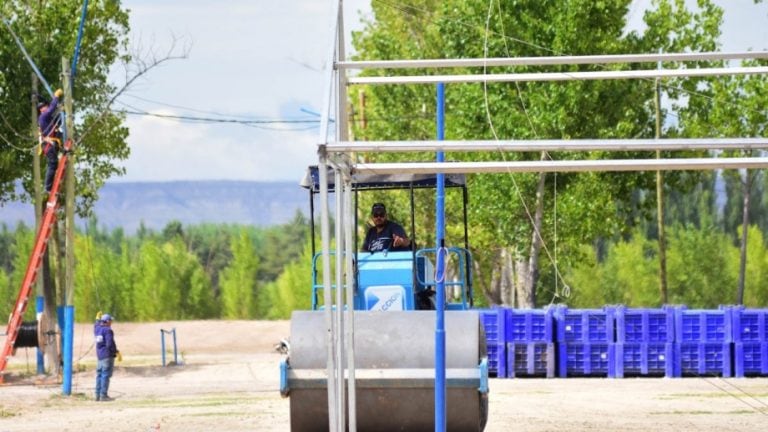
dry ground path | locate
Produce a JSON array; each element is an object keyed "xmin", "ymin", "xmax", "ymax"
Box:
[{"xmin": 1, "ymin": 320, "xmax": 766, "ymax": 431}]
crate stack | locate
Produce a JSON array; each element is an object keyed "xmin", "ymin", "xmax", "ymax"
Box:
[
  {"xmin": 479, "ymin": 308, "xmax": 507, "ymax": 377},
  {"xmin": 505, "ymin": 308, "xmax": 555, "ymax": 378},
  {"xmin": 555, "ymin": 307, "xmax": 616, "ymax": 377},
  {"xmin": 614, "ymin": 306, "xmax": 675, "ymax": 378},
  {"xmin": 673, "ymin": 308, "xmax": 732, "ymax": 377},
  {"xmin": 731, "ymin": 307, "xmax": 768, "ymax": 377}
]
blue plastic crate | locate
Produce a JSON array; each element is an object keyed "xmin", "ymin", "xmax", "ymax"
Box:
[
  {"xmin": 615, "ymin": 343, "xmax": 674, "ymax": 378},
  {"xmin": 674, "ymin": 309, "xmax": 732, "ymax": 343},
  {"xmin": 732, "ymin": 308, "xmax": 768, "ymax": 343},
  {"xmin": 674, "ymin": 342, "xmax": 731, "ymax": 377},
  {"xmin": 734, "ymin": 342, "xmax": 768, "ymax": 377},
  {"xmin": 480, "ymin": 308, "xmax": 507, "ymax": 377},
  {"xmin": 557, "ymin": 342, "xmax": 616, "ymax": 377},
  {"xmin": 507, "ymin": 342, "xmax": 555, "ymax": 378},
  {"xmin": 616, "ymin": 307, "xmax": 674, "ymax": 343},
  {"xmin": 506, "ymin": 308, "xmax": 554, "ymax": 343},
  {"xmin": 556, "ymin": 308, "xmax": 615, "ymax": 343}
]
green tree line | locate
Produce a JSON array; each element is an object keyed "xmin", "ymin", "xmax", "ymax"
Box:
[{"xmin": 0, "ymin": 212, "xmax": 313, "ymax": 322}]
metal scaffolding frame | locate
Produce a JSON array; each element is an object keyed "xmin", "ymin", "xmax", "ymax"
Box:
[{"xmin": 316, "ymin": 2, "xmax": 768, "ymax": 431}]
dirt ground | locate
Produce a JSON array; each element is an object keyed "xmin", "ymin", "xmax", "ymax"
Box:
[{"xmin": 1, "ymin": 320, "xmax": 767, "ymax": 431}]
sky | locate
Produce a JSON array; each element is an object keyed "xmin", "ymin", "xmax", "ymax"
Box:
[{"xmin": 111, "ymin": 0, "xmax": 768, "ymax": 183}]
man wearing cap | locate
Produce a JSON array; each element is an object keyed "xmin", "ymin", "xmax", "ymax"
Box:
[
  {"xmin": 362, "ymin": 203, "xmax": 411, "ymax": 252},
  {"xmin": 94, "ymin": 313, "xmax": 119, "ymax": 401}
]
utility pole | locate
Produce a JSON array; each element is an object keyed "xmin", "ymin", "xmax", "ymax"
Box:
[
  {"xmin": 31, "ymin": 73, "xmax": 46, "ymax": 375},
  {"xmin": 61, "ymin": 57, "xmax": 76, "ymax": 395}
]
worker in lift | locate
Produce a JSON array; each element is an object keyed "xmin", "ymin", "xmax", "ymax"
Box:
[
  {"xmin": 362, "ymin": 202, "xmax": 412, "ymax": 252},
  {"xmin": 37, "ymin": 88, "xmax": 64, "ymax": 194}
]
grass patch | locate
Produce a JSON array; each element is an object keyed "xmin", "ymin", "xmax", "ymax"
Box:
[
  {"xmin": 659, "ymin": 392, "xmax": 768, "ymax": 400},
  {"xmin": 0, "ymin": 408, "xmax": 18, "ymax": 418},
  {"xmin": 651, "ymin": 410, "xmax": 756, "ymax": 415}
]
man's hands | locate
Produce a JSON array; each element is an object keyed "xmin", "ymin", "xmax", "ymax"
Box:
[
  {"xmin": 392, "ymin": 234, "xmax": 409, "ymax": 248},
  {"xmin": 54, "ymin": 88, "xmax": 63, "ymax": 98}
]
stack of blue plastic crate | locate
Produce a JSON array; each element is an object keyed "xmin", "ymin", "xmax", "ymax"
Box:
[
  {"xmin": 731, "ymin": 306, "xmax": 768, "ymax": 377},
  {"xmin": 479, "ymin": 308, "xmax": 507, "ymax": 377},
  {"xmin": 614, "ymin": 306, "xmax": 675, "ymax": 378},
  {"xmin": 505, "ymin": 308, "xmax": 555, "ymax": 377},
  {"xmin": 555, "ymin": 307, "xmax": 616, "ymax": 377},
  {"xmin": 673, "ymin": 307, "xmax": 732, "ymax": 377}
]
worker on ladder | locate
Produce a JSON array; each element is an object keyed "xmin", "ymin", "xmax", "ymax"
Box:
[{"xmin": 37, "ymin": 88, "xmax": 64, "ymax": 194}]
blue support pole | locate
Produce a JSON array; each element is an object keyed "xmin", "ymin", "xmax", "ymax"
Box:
[
  {"xmin": 62, "ymin": 305, "xmax": 74, "ymax": 395},
  {"xmin": 71, "ymin": 0, "xmax": 89, "ymax": 81},
  {"xmin": 435, "ymin": 82, "xmax": 446, "ymax": 432},
  {"xmin": 172, "ymin": 329, "xmax": 178, "ymax": 365},
  {"xmin": 35, "ymin": 296, "xmax": 44, "ymax": 374},
  {"xmin": 161, "ymin": 330, "xmax": 166, "ymax": 367}
]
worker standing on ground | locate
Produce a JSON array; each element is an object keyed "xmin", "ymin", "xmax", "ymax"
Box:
[
  {"xmin": 37, "ymin": 88, "xmax": 64, "ymax": 194},
  {"xmin": 362, "ymin": 203, "xmax": 411, "ymax": 252},
  {"xmin": 94, "ymin": 313, "xmax": 119, "ymax": 401}
]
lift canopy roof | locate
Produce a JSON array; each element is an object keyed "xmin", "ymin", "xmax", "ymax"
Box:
[{"xmin": 300, "ymin": 165, "xmax": 466, "ymax": 193}]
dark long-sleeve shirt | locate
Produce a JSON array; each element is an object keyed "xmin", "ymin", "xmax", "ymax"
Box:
[{"xmin": 38, "ymin": 96, "xmax": 60, "ymax": 138}]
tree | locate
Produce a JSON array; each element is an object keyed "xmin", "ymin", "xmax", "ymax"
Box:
[
  {"xmin": 351, "ymin": 0, "xmax": 723, "ymax": 307},
  {"xmin": 0, "ymin": 0, "xmax": 131, "ymax": 207},
  {"xmin": 219, "ymin": 229, "xmax": 259, "ymax": 319}
]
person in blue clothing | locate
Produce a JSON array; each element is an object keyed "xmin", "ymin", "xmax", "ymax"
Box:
[
  {"xmin": 362, "ymin": 203, "xmax": 411, "ymax": 252},
  {"xmin": 37, "ymin": 89, "xmax": 64, "ymax": 193},
  {"xmin": 94, "ymin": 313, "xmax": 119, "ymax": 401}
]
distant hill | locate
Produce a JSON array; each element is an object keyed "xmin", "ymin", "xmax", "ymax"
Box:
[{"xmin": 0, "ymin": 181, "xmax": 310, "ymax": 233}]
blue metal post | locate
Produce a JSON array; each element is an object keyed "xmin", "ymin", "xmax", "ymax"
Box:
[
  {"xmin": 35, "ymin": 296, "xmax": 44, "ymax": 374},
  {"xmin": 161, "ymin": 330, "xmax": 166, "ymax": 367},
  {"xmin": 172, "ymin": 329, "xmax": 178, "ymax": 365},
  {"xmin": 435, "ymin": 82, "xmax": 446, "ymax": 432},
  {"xmin": 62, "ymin": 305, "xmax": 74, "ymax": 395},
  {"xmin": 71, "ymin": 0, "xmax": 89, "ymax": 81}
]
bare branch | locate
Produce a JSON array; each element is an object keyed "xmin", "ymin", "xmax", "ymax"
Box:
[{"xmin": 75, "ymin": 35, "xmax": 191, "ymax": 146}]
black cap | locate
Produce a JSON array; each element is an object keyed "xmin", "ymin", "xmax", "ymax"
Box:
[
  {"xmin": 371, "ymin": 203, "xmax": 386, "ymax": 214},
  {"xmin": 37, "ymin": 100, "xmax": 48, "ymax": 110}
]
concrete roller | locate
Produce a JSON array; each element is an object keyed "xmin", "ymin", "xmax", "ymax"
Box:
[{"xmin": 285, "ymin": 310, "xmax": 488, "ymax": 431}]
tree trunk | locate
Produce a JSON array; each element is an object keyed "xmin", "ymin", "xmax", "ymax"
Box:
[
  {"xmin": 737, "ymin": 169, "xmax": 751, "ymax": 305},
  {"xmin": 521, "ymin": 169, "xmax": 547, "ymax": 308},
  {"xmin": 499, "ymin": 247, "xmax": 515, "ymax": 306},
  {"xmin": 514, "ymin": 258, "xmax": 533, "ymax": 307}
]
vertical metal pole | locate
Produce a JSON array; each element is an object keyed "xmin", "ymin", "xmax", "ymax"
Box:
[
  {"xmin": 161, "ymin": 330, "xmax": 166, "ymax": 367},
  {"xmin": 172, "ymin": 329, "xmax": 178, "ymax": 365},
  {"xmin": 334, "ymin": 168, "xmax": 346, "ymax": 430},
  {"xmin": 35, "ymin": 297, "xmax": 44, "ymax": 374},
  {"xmin": 319, "ymin": 153, "xmax": 338, "ymax": 431},
  {"xmin": 71, "ymin": 0, "xmax": 89, "ymax": 81},
  {"xmin": 343, "ymin": 169, "xmax": 357, "ymax": 432},
  {"xmin": 435, "ymin": 82, "xmax": 446, "ymax": 432},
  {"xmin": 62, "ymin": 305, "xmax": 74, "ymax": 394}
]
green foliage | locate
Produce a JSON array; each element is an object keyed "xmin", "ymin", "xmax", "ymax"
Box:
[
  {"xmin": 566, "ymin": 224, "xmax": 746, "ymax": 308},
  {"xmin": 351, "ymin": 0, "xmax": 723, "ymax": 305},
  {"xmin": 219, "ymin": 229, "xmax": 259, "ymax": 319},
  {"xmin": 0, "ymin": 267, "xmax": 11, "ymax": 318},
  {"xmin": 259, "ymin": 239, "xmax": 314, "ymax": 319}
]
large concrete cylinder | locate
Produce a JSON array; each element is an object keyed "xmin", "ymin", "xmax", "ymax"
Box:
[{"xmin": 287, "ymin": 310, "xmax": 488, "ymax": 431}]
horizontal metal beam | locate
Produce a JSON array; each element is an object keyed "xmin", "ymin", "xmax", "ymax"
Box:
[
  {"xmin": 354, "ymin": 158, "xmax": 768, "ymax": 175},
  {"xmin": 347, "ymin": 66, "xmax": 768, "ymax": 85},
  {"xmin": 340, "ymin": 51, "xmax": 768, "ymax": 70},
  {"xmin": 327, "ymin": 138, "xmax": 768, "ymax": 153}
]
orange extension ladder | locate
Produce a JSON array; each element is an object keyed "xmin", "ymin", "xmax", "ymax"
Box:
[{"xmin": 0, "ymin": 141, "xmax": 71, "ymax": 382}]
